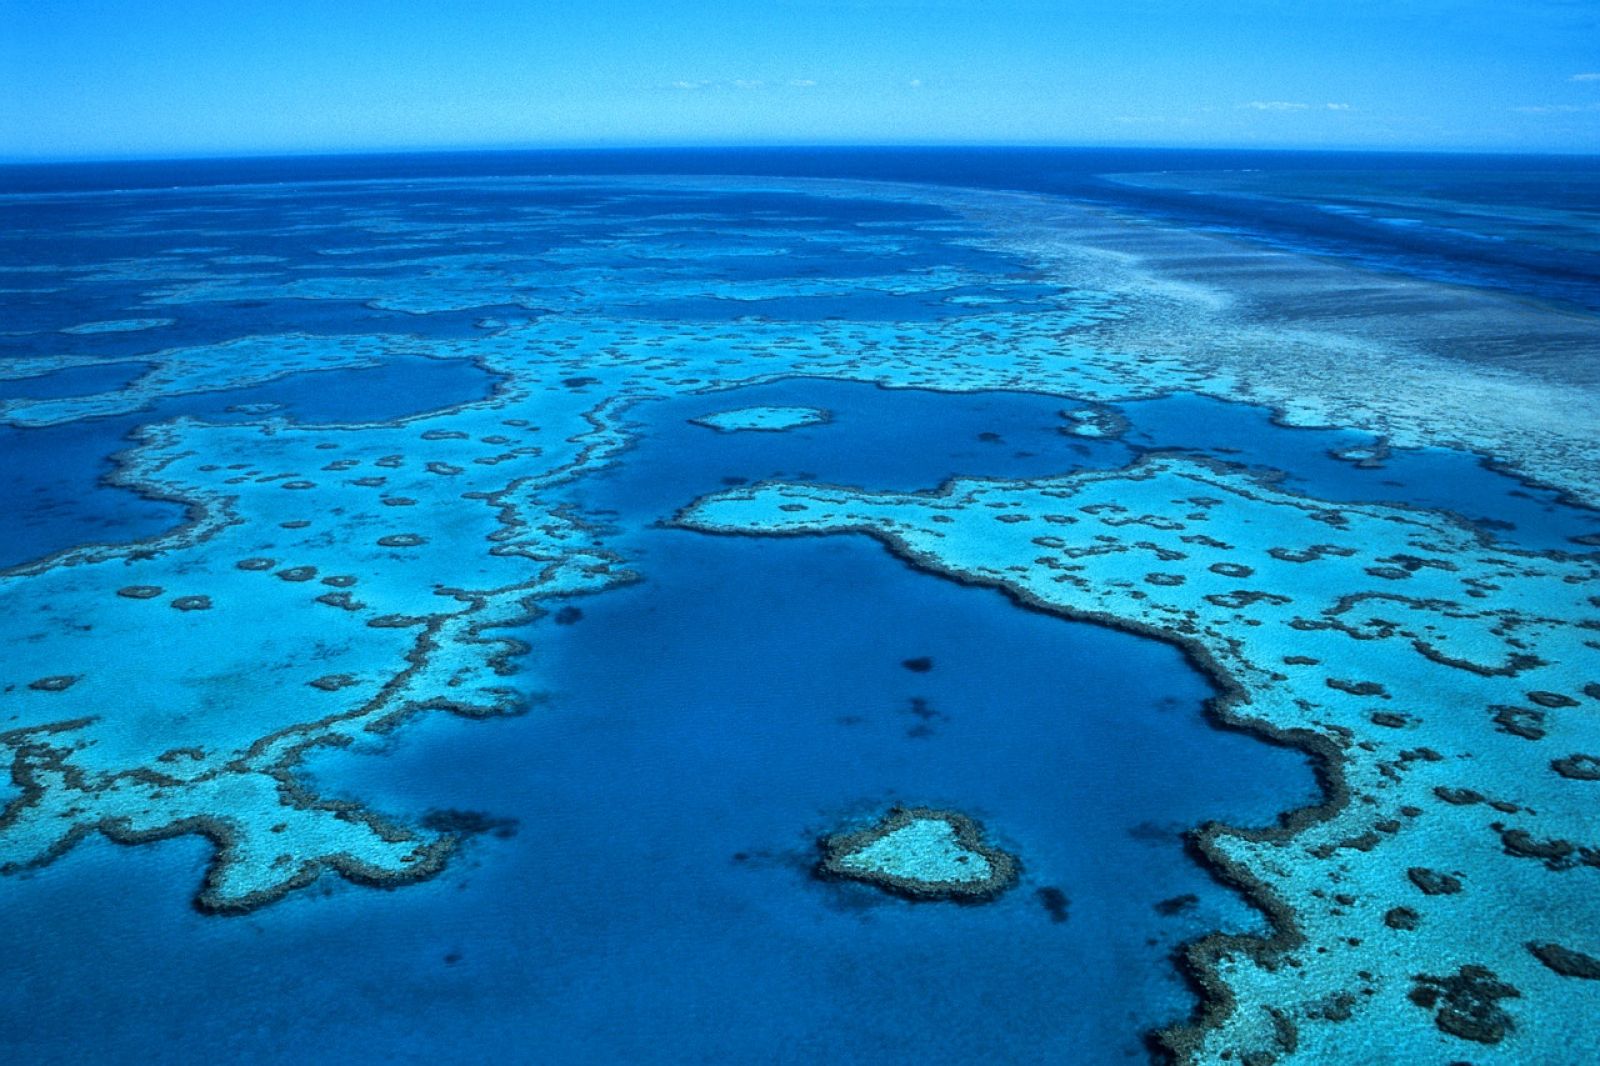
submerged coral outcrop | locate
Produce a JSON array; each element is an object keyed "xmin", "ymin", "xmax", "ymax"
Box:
[
  {"xmin": 817, "ymin": 806, "xmax": 1018, "ymax": 902},
  {"xmin": 689, "ymin": 404, "xmax": 831, "ymax": 433}
]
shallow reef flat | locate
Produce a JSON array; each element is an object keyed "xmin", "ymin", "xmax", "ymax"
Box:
[
  {"xmin": 689, "ymin": 404, "xmax": 830, "ymax": 433},
  {"xmin": 677, "ymin": 458, "xmax": 1600, "ymax": 1062},
  {"xmin": 1, "ymin": 174, "xmax": 1597, "ymax": 1061},
  {"xmin": 59, "ymin": 317, "xmax": 176, "ymax": 335}
]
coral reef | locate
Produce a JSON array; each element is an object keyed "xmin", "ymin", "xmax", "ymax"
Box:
[
  {"xmin": 689, "ymin": 404, "xmax": 831, "ymax": 433},
  {"xmin": 817, "ymin": 806, "xmax": 1018, "ymax": 902}
]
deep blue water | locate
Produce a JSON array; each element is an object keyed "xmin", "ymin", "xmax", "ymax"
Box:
[{"xmin": 7, "ymin": 147, "xmax": 1597, "ymax": 311}]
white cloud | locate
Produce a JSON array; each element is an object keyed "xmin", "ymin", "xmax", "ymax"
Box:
[
  {"xmin": 908, "ymin": 78, "xmax": 924, "ymax": 89},
  {"xmin": 662, "ymin": 76, "xmax": 822, "ymax": 92},
  {"xmin": 1513, "ymin": 102, "xmax": 1600, "ymax": 113},
  {"xmin": 1325, "ymin": 102, "xmax": 1352, "ymax": 110},
  {"xmin": 668, "ymin": 78, "xmax": 818, "ymax": 92},
  {"xmin": 1242, "ymin": 100, "xmax": 1311, "ymax": 111},
  {"xmin": 1571, "ymin": 72, "xmax": 1600, "ymax": 81}
]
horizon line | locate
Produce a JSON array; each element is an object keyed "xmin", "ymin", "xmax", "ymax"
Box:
[{"xmin": 5, "ymin": 140, "xmax": 1598, "ymax": 168}]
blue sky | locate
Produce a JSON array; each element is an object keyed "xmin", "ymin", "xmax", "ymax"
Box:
[{"xmin": 3, "ymin": 0, "xmax": 1598, "ymax": 159}]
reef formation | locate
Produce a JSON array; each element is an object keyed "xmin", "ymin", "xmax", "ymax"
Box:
[
  {"xmin": 817, "ymin": 806, "xmax": 1019, "ymax": 902},
  {"xmin": 689, "ymin": 404, "xmax": 831, "ymax": 433}
]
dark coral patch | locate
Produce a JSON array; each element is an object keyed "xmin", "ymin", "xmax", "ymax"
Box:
[
  {"xmin": 368, "ymin": 614, "xmax": 428, "ymax": 628},
  {"xmin": 171, "ymin": 595, "xmax": 212, "ymax": 612},
  {"xmin": 1036, "ymin": 886, "xmax": 1070, "ymax": 923},
  {"xmin": 308, "ymin": 674, "xmax": 361, "ymax": 692},
  {"xmin": 316, "ymin": 591, "xmax": 364, "ymax": 611},
  {"xmin": 901, "ymin": 656, "xmax": 934, "ymax": 673},
  {"xmin": 27, "ymin": 675, "xmax": 79, "ymax": 692},
  {"xmin": 1326, "ymin": 678, "xmax": 1389, "ymax": 698},
  {"xmin": 420, "ymin": 808, "xmax": 519, "ymax": 840},
  {"xmin": 1407, "ymin": 965, "xmax": 1520, "ymax": 1044},
  {"xmin": 377, "ymin": 533, "xmax": 427, "ymax": 548},
  {"xmin": 1407, "ymin": 867, "xmax": 1463, "ymax": 895},
  {"xmin": 1490, "ymin": 704, "xmax": 1546, "ymax": 740},
  {"xmin": 277, "ymin": 566, "xmax": 318, "ymax": 582},
  {"xmin": 1527, "ymin": 942, "xmax": 1600, "ymax": 980},
  {"xmin": 1384, "ymin": 906, "xmax": 1421, "ymax": 931},
  {"xmin": 1552, "ymin": 754, "xmax": 1600, "ymax": 781},
  {"xmin": 1154, "ymin": 893, "xmax": 1199, "ymax": 916},
  {"xmin": 236, "ymin": 557, "xmax": 276, "ymax": 571},
  {"xmin": 116, "ymin": 585, "xmax": 163, "ymax": 599},
  {"xmin": 1493, "ymin": 825, "xmax": 1584, "ymax": 869}
]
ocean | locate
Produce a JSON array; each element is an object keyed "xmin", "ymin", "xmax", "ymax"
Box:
[{"xmin": 1, "ymin": 149, "xmax": 1596, "ymax": 1063}]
